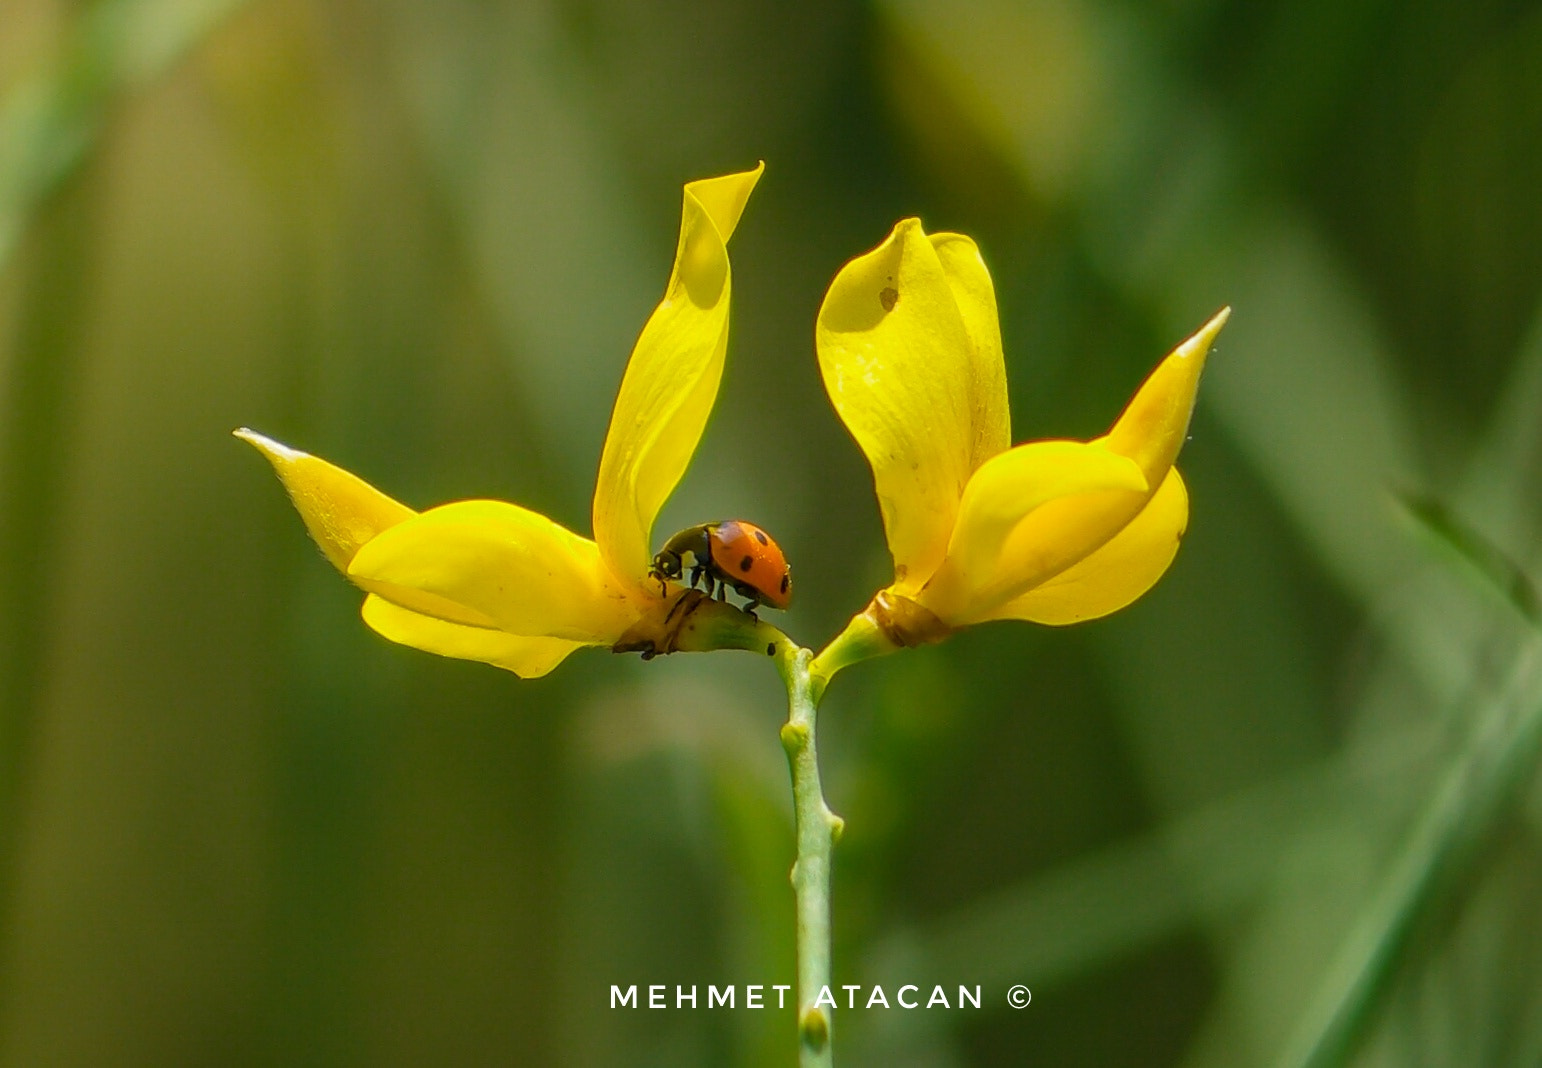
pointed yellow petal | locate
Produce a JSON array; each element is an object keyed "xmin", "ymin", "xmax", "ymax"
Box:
[
  {"xmin": 817, "ymin": 219, "xmax": 980, "ymax": 592},
  {"xmin": 361, "ymin": 595, "xmax": 586, "ymax": 678},
  {"xmin": 592, "ymin": 163, "xmax": 765, "ymax": 588},
  {"xmin": 347, "ymin": 500, "xmax": 639, "ymax": 643},
  {"xmin": 1104, "ymin": 308, "xmax": 1228, "ymax": 482},
  {"xmin": 984, "ymin": 467, "xmax": 1188, "ymax": 625},
  {"xmin": 235, "ymin": 428, "xmax": 414, "ymax": 571},
  {"xmin": 918, "ymin": 440, "xmax": 1148, "ymax": 622},
  {"xmin": 682, "ymin": 164, "xmax": 763, "ymax": 246},
  {"xmin": 930, "ymin": 232, "xmax": 1011, "ymax": 466},
  {"xmin": 931, "ymin": 312, "xmax": 1224, "ymax": 626}
]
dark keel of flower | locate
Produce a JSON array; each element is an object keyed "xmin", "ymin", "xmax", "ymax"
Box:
[
  {"xmin": 613, "ymin": 589, "xmax": 785, "ymax": 661},
  {"xmin": 867, "ymin": 589, "xmax": 953, "ymax": 648}
]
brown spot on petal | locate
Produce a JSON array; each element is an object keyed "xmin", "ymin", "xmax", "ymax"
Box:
[{"xmin": 879, "ymin": 286, "xmax": 899, "ymax": 312}]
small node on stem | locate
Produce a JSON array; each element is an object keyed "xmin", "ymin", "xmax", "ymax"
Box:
[
  {"xmin": 780, "ymin": 721, "xmax": 810, "ymax": 756},
  {"xmin": 827, "ymin": 812, "xmax": 846, "ymax": 842},
  {"xmin": 799, "ymin": 1005, "xmax": 831, "ymax": 1050}
]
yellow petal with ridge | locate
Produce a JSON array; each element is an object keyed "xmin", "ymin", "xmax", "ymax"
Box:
[
  {"xmin": 592, "ymin": 163, "xmax": 764, "ymax": 589},
  {"xmin": 361, "ymin": 595, "xmax": 586, "ymax": 678},
  {"xmin": 1104, "ymin": 308, "xmax": 1228, "ymax": 482},
  {"xmin": 930, "ymin": 232, "xmax": 1011, "ymax": 468},
  {"xmin": 235, "ymin": 428, "xmax": 413, "ymax": 571},
  {"xmin": 951, "ymin": 309, "xmax": 1226, "ymax": 623},
  {"xmin": 982, "ymin": 467, "xmax": 1188, "ymax": 626},
  {"xmin": 918, "ymin": 440, "xmax": 1147, "ymax": 622},
  {"xmin": 817, "ymin": 219, "xmax": 980, "ymax": 594},
  {"xmin": 348, "ymin": 500, "xmax": 638, "ymax": 644}
]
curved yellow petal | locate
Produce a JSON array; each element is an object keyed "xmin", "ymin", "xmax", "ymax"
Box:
[
  {"xmin": 816, "ymin": 219, "xmax": 979, "ymax": 593},
  {"xmin": 984, "ymin": 467, "xmax": 1188, "ymax": 626},
  {"xmin": 592, "ymin": 163, "xmax": 764, "ymax": 588},
  {"xmin": 361, "ymin": 595, "xmax": 586, "ymax": 678},
  {"xmin": 683, "ymin": 167, "xmax": 762, "ymax": 247},
  {"xmin": 1104, "ymin": 308, "xmax": 1228, "ymax": 482},
  {"xmin": 235, "ymin": 428, "xmax": 414, "ymax": 571},
  {"xmin": 935, "ymin": 311, "xmax": 1222, "ymax": 623},
  {"xmin": 348, "ymin": 500, "xmax": 639, "ymax": 644},
  {"xmin": 929, "ymin": 232, "xmax": 1010, "ymax": 467},
  {"xmin": 918, "ymin": 440, "xmax": 1148, "ymax": 623}
]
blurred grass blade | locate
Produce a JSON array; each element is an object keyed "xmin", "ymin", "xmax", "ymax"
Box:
[
  {"xmin": 1400, "ymin": 493, "xmax": 1542, "ymax": 627},
  {"xmin": 0, "ymin": 0, "xmax": 250, "ymax": 957},
  {"xmin": 869, "ymin": 725, "xmax": 1433, "ymax": 993},
  {"xmin": 0, "ymin": 0, "xmax": 250, "ymax": 724},
  {"xmin": 0, "ymin": 0, "xmax": 250, "ymax": 271},
  {"xmin": 1277, "ymin": 642, "xmax": 1542, "ymax": 1068},
  {"xmin": 1460, "ymin": 296, "xmax": 1542, "ymax": 552}
]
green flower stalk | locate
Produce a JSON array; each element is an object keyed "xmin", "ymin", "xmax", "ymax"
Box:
[{"xmin": 777, "ymin": 644, "xmax": 841, "ymax": 1066}]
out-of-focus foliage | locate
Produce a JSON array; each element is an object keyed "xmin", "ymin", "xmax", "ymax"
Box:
[{"xmin": 2, "ymin": 1, "xmax": 1541, "ymax": 1066}]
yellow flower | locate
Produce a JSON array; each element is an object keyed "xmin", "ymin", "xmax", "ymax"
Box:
[
  {"xmin": 814, "ymin": 218, "xmax": 1227, "ymax": 668},
  {"xmin": 238, "ymin": 164, "xmax": 767, "ymax": 678}
]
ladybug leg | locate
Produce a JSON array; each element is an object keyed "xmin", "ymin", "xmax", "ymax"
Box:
[
  {"xmin": 726, "ymin": 581, "xmax": 758, "ymax": 618},
  {"xmin": 688, "ymin": 564, "xmax": 706, "ymax": 592}
]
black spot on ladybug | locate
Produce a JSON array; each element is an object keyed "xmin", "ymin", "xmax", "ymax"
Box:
[
  {"xmin": 739, "ymin": 555, "xmax": 754, "ymax": 572},
  {"xmin": 779, "ymin": 574, "xmax": 789, "ymax": 593},
  {"xmin": 879, "ymin": 286, "xmax": 899, "ymax": 312},
  {"xmin": 754, "ymin": 530, "xmax": 768, "ymax": 545}
]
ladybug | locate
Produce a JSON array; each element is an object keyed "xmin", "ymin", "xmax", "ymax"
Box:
[{"xmin": 650, "ymin": 521, "xmax": 792, "ymax": 613}]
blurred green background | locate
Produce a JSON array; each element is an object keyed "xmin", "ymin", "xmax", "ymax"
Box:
[{"xmin": 4, "ymin": 0, "xmax": 1542, "ymax": 1065}]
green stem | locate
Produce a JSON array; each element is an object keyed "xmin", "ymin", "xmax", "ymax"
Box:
[{"xmin": 777, "ymin": 645, "xmax": 842, "ymax": 1066}]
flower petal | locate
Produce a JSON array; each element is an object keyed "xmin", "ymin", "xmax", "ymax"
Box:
[
  {"xmin": 1103, "ymin": 308, "xmax": 1228, "ymax": 482},
  {"xmin": 347, "ymin": 500, "xmax": 639, "ymax": 643},
  {"xmin": 984, "ymin": 467, "xmax": 1188, "ymax": 625},
  {"xmin": 930, "ymin": 232, "xmax": 1011, "ymax": 467},
  {"xmin": 235, "ymin": 428, "xmax": 414, "ymax": 571},
  {"xmin": 361, "ymin": 595, "xmax": 586, "ymax": 678},
  {"xmin": 919, "ymin": 440, "xmax": 1148, "ymax": 623},
  {"xmin": 592, "ymin": 163, "xmax": 764, "ymax": 588},
  {"xmin": 816, "ymin": 219, "xmax": 979, "ymax": 592}
]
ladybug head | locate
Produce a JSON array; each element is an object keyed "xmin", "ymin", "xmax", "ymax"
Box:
[{"xmin": 649, "ymin": 549, "xmax": 685, "ymax": 582}]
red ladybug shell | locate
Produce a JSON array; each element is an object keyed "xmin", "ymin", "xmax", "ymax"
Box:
[{"xmin": 707, "ymin": 520, "xmax": 792, "ymax": 610}]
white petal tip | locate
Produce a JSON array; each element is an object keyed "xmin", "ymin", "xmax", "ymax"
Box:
[
  {"xmin": 1177, "ymin": 307, "xmax": 1231, "ymax": 360},
  {"xmin": 233, "ymin": 427, "xmax": 307, "ymax": 461}
]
